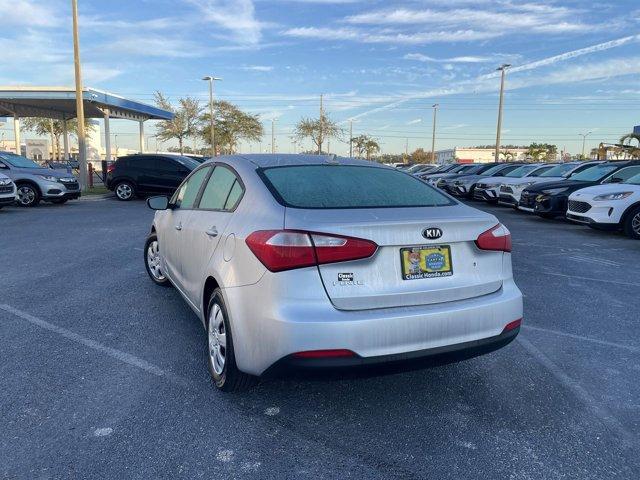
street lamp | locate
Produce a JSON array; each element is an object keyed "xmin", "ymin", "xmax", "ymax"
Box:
[
  {"xmin": 431, "ymin": 104, "xmax": 439, "ymax": 163},
  {"xmin": 579, "ymin": 132, "xmax": 592, "ymax": 159},
  {"xmin": 202, "ymin": 76, "xmax": 222, "ymax": 157},
  {"xmin": 494, "ymin": 64, "xmax": 511, "ymax": 162},
  {"xmin": 114, "ymin": 134, "xmax": 118, "ymax": 156}
]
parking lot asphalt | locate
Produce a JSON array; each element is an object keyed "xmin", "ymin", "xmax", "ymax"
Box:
[{"xmin": 1, "ymin": 197, "xmax": 639, "ymax": 479}]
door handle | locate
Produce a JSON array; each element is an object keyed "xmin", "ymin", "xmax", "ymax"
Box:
[
  {"xmin": 175, "ymin": 223, "xmax": 182, "ymax": 231},
  {"xmin": 205, "ymin": 227, "xmax": 218, "ymax": 237}
]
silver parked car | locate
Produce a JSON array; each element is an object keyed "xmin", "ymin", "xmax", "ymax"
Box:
[
  {"xmin": 144, "ymin": 155, "xmax": 523, "ymax": 391},
  {"xmin": 0, "ymin": 172, "xmax": 17, "ymax": 209},
  {"xmin": 0, "ymin": 152, "xmax": 80, "ymax": 207}
]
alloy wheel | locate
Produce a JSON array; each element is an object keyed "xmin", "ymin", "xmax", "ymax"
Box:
[
  {"xmin": 17, "ymin": 186, "xmax": 36, "ymax": 206},
  {"xmin": 633, "ymin": 212, "xmax": 640, "ymax": 236},
  {"xmin": 208, "ymin": 303, "xmax": 227, "ymax": 375},
  {"xmin": 146, "ymin": 240, "xmax": 165, "ymax": 281},
  {"xmin": 116, "ymin": 183, "xmax": 132, "ymax": 200}
]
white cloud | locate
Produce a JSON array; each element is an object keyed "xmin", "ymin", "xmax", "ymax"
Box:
[
  {"xmin": 344, "ymin": 4, "xmax": 588, "ymax": 33},
  {"xmin": 241, "ymin": 65, "xmax": 274, "ymax": 72},
  {"xmin": 343, "ymin": 35, "xmax": 640, "ymax": 121},
  {"xmin": 406, "ymin": 118, "xmax": 422, "ymax": 125},
  {"xmin": 185, "ymin": 0, "xmax": 262, "ymax": 44},
  {"xmin": 0, "ymin": 0, "xmax": 62, "ymax": 27},
  {"xmin": 404, "ymin": 53, "xmax": 491, "ymax": 63},
  {"xmin": 104, "ymin": 36, "xmax": 206, "ymax": 58},
  {"xmin": 283, "ymin": 27, "xmax": 500, "ymax": 44}
]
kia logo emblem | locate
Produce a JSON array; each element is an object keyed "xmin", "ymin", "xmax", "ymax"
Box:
[{"xmin": 422, "ymin": 227, "xmax": 443, "ymax": 240}]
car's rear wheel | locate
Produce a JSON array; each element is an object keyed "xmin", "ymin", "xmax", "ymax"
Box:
[
  {"xmin": 144, "ymin": 234, "xmax": 171, "ymax": 287},
  {"xmin": 16, "ymin": 183, "xmax": 40, "ymax": 207},
  {"xmin": 115, "ymin": 181, "xmax": 135, "ymax": 201},
  {"xmin": 207, "ymin": 289, "xmax": 256, "ymax": 392},
  {"xmin": 623, "ymin": 206, "xmax": 640, "ymax": 240}
]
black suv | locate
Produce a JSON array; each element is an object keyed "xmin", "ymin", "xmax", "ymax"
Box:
[
  {"xmin": 106, "ymin": 154, "xmax": 200, "ymax": 201},
  {"xmin": 519, "ymin": 160, "xmax": 640, "ymax": 218}
]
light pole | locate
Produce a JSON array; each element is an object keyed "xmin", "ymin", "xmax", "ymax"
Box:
[
  {"xmin": 114, "ymin": 134, "xmax": 118, "ymax": 156},
  {"xmin": 579, "ymin": 132, "xmax": 592, "ymax": 159},
  {"xmin": 71, "ymin": 0, "xmax": 87, "ymax": 190},
  {"xmin": 494, "ymin": 64, "xmax": 511, "ymax": 162},
  {"xmin": 202, "ymin": 76, "xmax": 222, "ymax": 157},
  {"xmin": 431, "ymin": 104, "xmax": 438, "ymax": 163}
]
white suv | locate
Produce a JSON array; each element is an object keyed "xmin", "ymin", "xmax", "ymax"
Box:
[{"xmin": 567, "ymin": 170, "xmax": 640, "ymax": 239}]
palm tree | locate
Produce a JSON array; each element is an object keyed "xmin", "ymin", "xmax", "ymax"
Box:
[
  {"xmin": 22, "ymin": 118, "xmax": 85, "ymax": 160},
  {"xmin": 619, "ymin": 133, "xmax": 640, "ymax": 159}
]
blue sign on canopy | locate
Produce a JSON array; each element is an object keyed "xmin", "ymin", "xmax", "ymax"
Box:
[{"xmin": 634, "ymin": 125, "xmax": 640, "ymax": 135}]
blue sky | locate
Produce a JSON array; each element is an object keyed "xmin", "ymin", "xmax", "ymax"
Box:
[{"xmin": 2, "ymin": 0, "xmax": 640, "ymax": 155}]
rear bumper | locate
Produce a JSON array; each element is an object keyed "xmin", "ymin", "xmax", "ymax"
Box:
[
  {"xmin": 223, "ymin": 273, "xmax": 524, "ymax": 376},
  {"xmin": 263, "ymin": 326, "xmax": 519, "ymax": 377}
]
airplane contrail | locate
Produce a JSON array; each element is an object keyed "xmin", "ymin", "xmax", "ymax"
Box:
[{"xmin": 344, "ymin": 34, "xmax": 640, "ymax": 122}]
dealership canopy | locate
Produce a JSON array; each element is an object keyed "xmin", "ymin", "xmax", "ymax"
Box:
[{"xmin": 0, "ymin": 86, "xmax": 174, "ymax": 160}]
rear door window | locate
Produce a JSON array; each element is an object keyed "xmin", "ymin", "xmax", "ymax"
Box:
[
  {"xmin": 260, "ymin": 165, "xmax": 454, "ymax": 209},
  {"xmin": 198, "ymin": 165, "xmax": 243, "ymax": 211}
]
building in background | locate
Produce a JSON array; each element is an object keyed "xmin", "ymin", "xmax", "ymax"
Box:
[
  {"xmin": 25, "ymin": 139, "xmax": 49, "ymax": 160},
  {"xmin": 435, "ymin": 147, "xmax": 530, "ymax": 164}
]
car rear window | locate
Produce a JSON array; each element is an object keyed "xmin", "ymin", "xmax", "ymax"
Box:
[{"xmin": 260, "ymin": 165, "xmax": 455, "ymax": 209}]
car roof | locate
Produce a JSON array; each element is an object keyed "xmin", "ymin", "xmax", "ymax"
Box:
[{"xmin": 208, "ymin": 154, "xmax": 388, "ymax": 169}]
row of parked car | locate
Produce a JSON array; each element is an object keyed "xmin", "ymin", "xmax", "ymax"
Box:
[
  {"xmin": 411, "ymin": 160, "xmax": 640, "ymax": 240},
  {"xmin": 0, "ymin": 151, "xmax": 208, "ymax": 208},
  {"xmin": 0, "ymin": 151, "xmax": 81, "ymax": 208}
]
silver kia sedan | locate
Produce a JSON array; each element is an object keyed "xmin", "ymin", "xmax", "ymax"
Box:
[{"xmin": 144, "ymin": 154, "xmax": 523, "ymax": 391}]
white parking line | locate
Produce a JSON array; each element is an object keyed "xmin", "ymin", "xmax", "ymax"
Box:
[
  {"xmin": 518, "ymin": 337, "xmax": 635, "ymax": 448},
  {"xmin": 0, "ymin": 304, "xmax": 192, "ymax": 389},
  {"xmin": 523, "ymin": 325, "xmax": 640, "ymax": 354},
  {"xmin": 566, "ymin": 255, "xmax": 622, "ymax": 267}
]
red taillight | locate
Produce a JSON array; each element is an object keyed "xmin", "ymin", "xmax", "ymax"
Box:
[
  {"xmin": 292, "ymin": 349, "xmax": 355, "ymax": 359},
  {"xmin": 106, "ymin": 163, "xmax": 116, "ymax": 173},
  {"xmin": 475, "ymin": 224, "xmax": 512, "ymax": 252},
  {"xmin": 245, "ymin": 230, "xmax": 377, "ymax": 272},
  {"xmin": 503, "ymin": 318, "xmax": 522, "ymax": 332}
]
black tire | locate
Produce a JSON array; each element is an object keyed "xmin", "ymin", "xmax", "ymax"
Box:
[
  {"xmin": 15, "ymin": 183, "xmax": 41, "ymax": 207},
  {"xmin": 114, "ymin": 180, "xmax": 135, "ymax": 201},
  {"xmin": 623, "ymin": 205, "xmax": 640, "ymax": 240},
  {"xmin": 143, "ymin": 233, "xmax": 171, "ymax": 287},
  {"xmin": 51, "ymin": 198, "xmax": 68, "ymax": 205},
  {"xmin": 206, "ymin": 289, "xmax": 257, "ymax": 392}
]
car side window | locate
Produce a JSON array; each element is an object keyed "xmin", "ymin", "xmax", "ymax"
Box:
[
  {"xmin": 135, "ymin": 156, "xmax": 157, "ymax": 171},
  {"xmin": 198, "ymin": 165, "xmax": 244, "ymax": 211},
  {"xmin": 173, "ymin": 167, "xmax": 211, "ymax": 209},
  {"xmin": 603, "ymin": 166, "xmax": 640, "ymax": 184},
  {"xmin": 157, "ymin": 157, "xmax": 180, "ymax": 173}
]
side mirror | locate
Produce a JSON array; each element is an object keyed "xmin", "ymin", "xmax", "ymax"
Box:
[
  {"xmin": 146, "ymin": 195, "xmax": 170, "ymax": 210},
  {"xmin": 607, "ymin": 177, "xmax": 623, "ymax": 184},
  {"xmin": 0, "ymin": 161, "xmax": 8, "ymax": 169}
]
